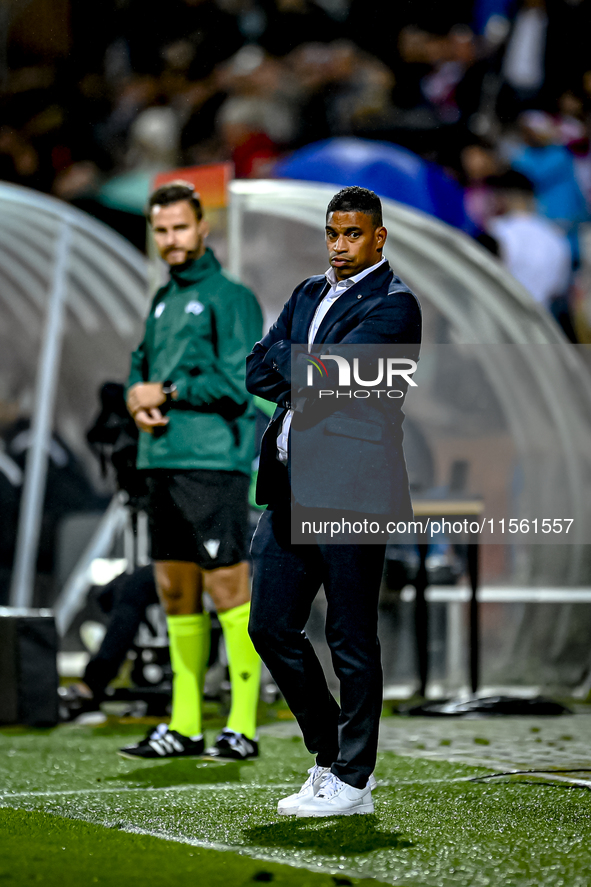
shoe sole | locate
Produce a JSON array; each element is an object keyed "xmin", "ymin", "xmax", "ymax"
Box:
[
  {"xmin": 117, "ymin": 750, "xmax": 151, "ymax": 760},
  {"xmin": 296, "ymin": 802, "xmax": 375, "ymax": 818},
  {"xmin": 199, "ymin": 752, "xmax": 258, "ymax": 763},
  {"xmin": 117, "ymin": 751, "xmax": 155, "ymax": 761},
  {"xmin": 117, "ymin": 750, "xmax": 203, "ymax": 760}
]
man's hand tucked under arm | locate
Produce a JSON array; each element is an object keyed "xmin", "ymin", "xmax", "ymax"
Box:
[{"xmin": 127, "ymin": 382, "xmax": 166, "ymax": 416}]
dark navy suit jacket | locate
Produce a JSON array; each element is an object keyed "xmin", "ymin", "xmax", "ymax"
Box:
[{"xmin": 245, "ymin": 260, "xmax": 421, "ymax": 517}]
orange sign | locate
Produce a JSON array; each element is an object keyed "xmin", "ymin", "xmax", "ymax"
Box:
[{"xmin": 152, "ymin": 163, "xmax": 233, "ymax": 211}]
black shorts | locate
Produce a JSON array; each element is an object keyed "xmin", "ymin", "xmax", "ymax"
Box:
[{"xmin": 145, "ymin": 469, "xmax": 250, "ymax": 568}]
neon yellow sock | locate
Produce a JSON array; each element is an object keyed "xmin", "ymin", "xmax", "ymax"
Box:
[
  {"xmin": 167, "ymin": 612, "xmax": 210, "ymax": 738},
  {"xmin": 218, "ymin": 601, "xmax": 261, "ymax": 740},
  {"xmin": 198, "ymin": 612, "xmax": 212, "ymax": 696}
]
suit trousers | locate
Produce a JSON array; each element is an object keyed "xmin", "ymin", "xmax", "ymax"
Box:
[{"xmin": 249, "ymin": 505, "xmax": 386, "ymax": 788}]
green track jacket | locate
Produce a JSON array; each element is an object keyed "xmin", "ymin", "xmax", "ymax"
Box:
[{"xmin": 127, "ymin": 248, "xmax": 263, "ymax": 475}]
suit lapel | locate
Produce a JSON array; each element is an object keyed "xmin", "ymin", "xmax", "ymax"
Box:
[
  {"xmin": 293, "ymin": 278, "xmax": 329, "ymax": 343},
  {"xmin": 314, "ymin": 262, "xmax": 393, "ymax": 343}
]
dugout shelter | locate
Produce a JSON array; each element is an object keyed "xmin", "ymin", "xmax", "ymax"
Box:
[{"xmin": 3, "ymin": 177, "xmax": 591, "ymax": 692}]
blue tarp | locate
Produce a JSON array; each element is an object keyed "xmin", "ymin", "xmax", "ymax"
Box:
[{"xmin": 275, "ymin": 138, "xmax": 474, "ymax": 233}]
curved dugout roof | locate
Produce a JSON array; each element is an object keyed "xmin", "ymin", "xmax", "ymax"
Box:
[
  {"xmin": 0, "ymin": 182, "xmax": 147, "ymax": 341},
  {"xmin": 229, "ymin": 179, "xmax": 564, "ymax": 343},
  {"xmin": 0, "ymin": 182, "xmax": 148, "ymax": 439},
  {"xmin": 228, "ymin": 180, "xmax": 591, "ymax": 584},
  {"xmin": 0, "ymin": 182, "xmax": 149, "ymax": 607}
]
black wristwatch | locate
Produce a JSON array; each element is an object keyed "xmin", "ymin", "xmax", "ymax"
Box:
[{"xmin": 162, "ymin": 380, "xmax": 177, "ymax": 403}]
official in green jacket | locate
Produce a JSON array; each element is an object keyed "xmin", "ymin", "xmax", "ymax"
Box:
[
  {"xmin": 127, "ymin": 243, "xmax": 261, "ymax": 475},
  {"xmin": 120, "ymin": 181, "xmax": 264, "ymax": 763}
]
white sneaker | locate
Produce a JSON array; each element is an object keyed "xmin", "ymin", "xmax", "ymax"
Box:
[
  {"xmin": 277, "ymin": 764, "xmax": 330, "ymax": 815},
  {"xmin": 296, "ymin": 772, "xmax": 374, "ymax": 817},
  {"xmin": 278, "ymin": 768, "xmax": 377, "ymax": 815}
]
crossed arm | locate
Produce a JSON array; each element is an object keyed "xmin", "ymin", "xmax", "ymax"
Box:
[
  {"xmin": 245, "ymin": 294, "xmax": 294, "ymax": 405},
  {"xmin": 245, "ymin": 289, "xmax": 421, "ymax": 403}
]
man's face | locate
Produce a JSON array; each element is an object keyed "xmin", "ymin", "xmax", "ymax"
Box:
[
  {"xmin": 150, "ymin": 200, "xmax": 209, "ymax": 266},
  {"xmin": 325, "ymin": 210, "xmax": 387, "ymax": 280}
]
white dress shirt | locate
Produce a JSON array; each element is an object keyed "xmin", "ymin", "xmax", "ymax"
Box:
[{"xmin": 276, "ymin": 257, "xmax": 386, "ymax": 462}]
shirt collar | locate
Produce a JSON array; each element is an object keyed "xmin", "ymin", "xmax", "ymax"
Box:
[
  {"xmin": 168, "ymin": 247, "xmax": 221, "ymax": 286},
  {"xmin": 325, "ymin": 256, "xmax": 386, "ymax": 290}
]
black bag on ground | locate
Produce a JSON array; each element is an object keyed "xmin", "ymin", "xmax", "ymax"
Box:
[{"xmin": 0, "ymin": 609, "xmax": 59, "ymax": 726}]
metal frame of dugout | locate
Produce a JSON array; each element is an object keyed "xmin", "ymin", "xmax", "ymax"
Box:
[{"xmin": 411, "ymin": 498, "xmax": 484, "ymax": 697}]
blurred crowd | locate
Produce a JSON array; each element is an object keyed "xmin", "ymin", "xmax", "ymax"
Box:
[{"xmin": 2, "ymin": 0, "xmax": 591, "ymax": 336}]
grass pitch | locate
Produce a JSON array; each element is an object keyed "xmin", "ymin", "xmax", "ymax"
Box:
[{"xmin": 2, "ymin": 714, "xmax": 591, "ymax": 886}]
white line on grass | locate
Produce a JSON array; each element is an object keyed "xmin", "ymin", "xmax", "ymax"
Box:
[
  {"xmin": 3, "ymin": 770, "xmax": 588, "ymax": 887},
  {"xmin": 0, "ymin": 775, "xmax": 482, "ymax": 801},
  {"xmin": 112, "ymin": 822, "xmax": 379, "ymax": 884},
  {"xmin": 4, "ymin": 770, "xmax": 586, "ymax": 803},
  {"xmin": 478, "ymin": 773, "xmax": 591, "ymax": 790},
  {"xmin": 0, "ymin": 802, "xmax": 389, "ymax": 884},
  {"xmin": 0, "ymin": 783, "xmax": 295, "ymax": 800}
]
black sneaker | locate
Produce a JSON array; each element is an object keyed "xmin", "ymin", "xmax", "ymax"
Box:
[
  {"xmin": 58, "ymin": 684, "xmax": 100, "ymax": 723},
  {"xmin": 202, "ymin": 729, "xmax": 259, "ymax": 761},
  {"xmin": 118, "ymin": 724, "xmax": 204, "ymax": 759}
]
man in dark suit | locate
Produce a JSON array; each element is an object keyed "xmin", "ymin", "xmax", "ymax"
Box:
[{"xmin": 245, "ymin": 186, "xmax": 421, "ymax": 817}]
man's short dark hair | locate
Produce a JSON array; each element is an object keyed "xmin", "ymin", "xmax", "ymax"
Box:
[
  {"xmin": 147, "ymin": 181, "xmax": 203, "ymax": 222},
  {"xmin": 326, "ymin": 186, "xmax": 383, "ymax": 227}
]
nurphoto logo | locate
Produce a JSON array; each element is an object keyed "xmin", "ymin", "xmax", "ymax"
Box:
[{"xmin": 306, "ymin": 354, "xmax": 418, "ymax": 399}]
